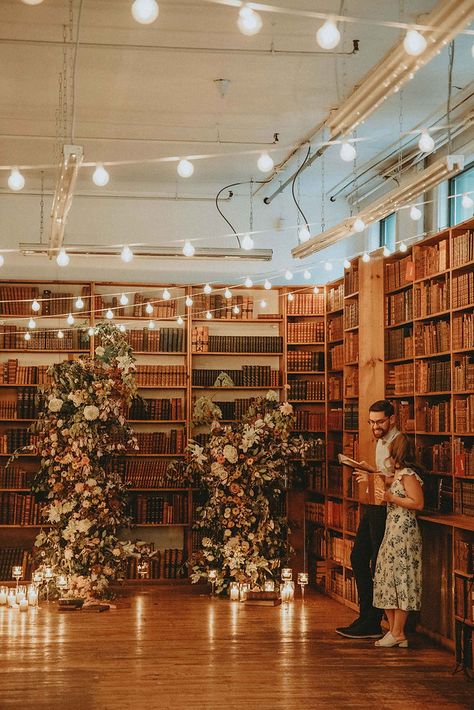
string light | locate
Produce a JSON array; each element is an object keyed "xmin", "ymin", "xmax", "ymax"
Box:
[
  {"xmin": 324, "ymin": 261, "xmax": 333, "ymax": 271},
  {"xmin": 57, "ymin": 330, "xmax": 64, "ymax": 339},
  {"xmin": 131, "ymin": 0, "xmax": 159, "ymax": 25},
  {"xmin": 418, "ymin": 130, "xmax": 435, "ymax": 153},
  {"xmin": 410, "ymin": 205, "xmax": 422, "ymax": 221},
  {"xmin": 383, "ymin": 246, "xmax": 391, "ymax": 257},
  {"xmin": 92, "ymin": 164, "xmax": 110, "ymax": 187},
  {"xmin": 362, "ymin": 252, "xmax": 371, "ymax": 262},
  {"xmin": 461, "ymin": 193, "xmax": 473, "ymax": 209},
  {"xmin": 343, "ymin": 259, "xmax": 351, "ymax": 269},
  {"xmin": 162, "ymin": 288, "xmax": 171, "ymax": 300},
  {"xmin": 352, "ymin": 218, "xmax": 366, "ymax": 233},
  {"xmin": 284, "ymin": 270, "xmax": 293, "ymax": 280},
  {"xmin": 183, "ymin": 240, "xmax": 195, "ymax": 257},
  {"xmin": 241, "ymin": 234, "xmax": 254, "ymax": 251},
  {"xmin": 298, "ymin": 225, "xmax": 311, "ymax": 243},
  {"xmin": 206, "ymin": 310, "xmax": 213, "ymax": 320},
  {"xmin": 399, "ymin": 241, "xmax": 408, "ymax": 252},
  {"xmin": 120, "ymin": 293, "xmax": 129, "ymax": 306},
  {"xmin": 56, "ymin": 249, "xmax": 69, "ymax": 267},
  {"xmin": 28, "ymin": 318, "xmax": 36, "ymax": 329},
  {"xmin": 21, "ymin": 0, "xmax": 45, "ymax": 5},
  {"xmin": 121, "ymin": 245, "xmax": 134, "ymax": 263},
  {"xmin": 237, "ymin": 5, "xmax": 263, "ymax": 36},
  {"xmin": 106, "ymin": 309, "xmax": 114, "ymax": 319},
  {"xmin": 177, "ymin": 159, "xmax": 194, "ymax": 178},
  {"xmin": 339, "ymin": 141, "xmax": 357, "ymax": 162},
  {"xmin": 177, "ymin": 315, "xmax": 184, "ymax": 325},
  {"xmin": 233, "ymin": 305, "xmax": 240, "ymax": 314},
  {"xmin": 313, "ymin": 286, "xmax": 319, "ymax": 294},
  {"xmin": 145, "ymin": 302, "xmax": 153, "ymax": 314},
  {"xmin": 8, "ymin": 168, "xmax": 25, "ymax": 191},
  {"xmin": 67, "ymin": 313, "xmax": 75, "ymax": 325},
  {"xmin": 303, "ymin": 269, "xmax": 311, "ymax": 280},
  {"xmin": 75, "ymin": 296, "xmax": 84, "ymax": 309},
  {"xmin": 244, "ymin": 277, "xmax": 253, "ymax": 288},
  {"xmin": 204, "ymin": 283, "xmax": 212, "ymax": 294},
  {"xmin": 260, "ymin": 299, "xmax": 267, "ymax": 308},
  {"xmin": 32, "ymin": 299, "xmax": 40, "ymax": 312},
  {"xmin": 24, "ymin": 332, "xmax": 31, "ymax": 341},
  {"xmin": 119, "ymin": 324, "xmax": 126, "ymax": 333},
  {"xmin": 264, "ymin": 279, "xmax": 272, "ymax": 290},
  {"xmin": 224, "ymin": 288, "xmax": 232, "ymax": 299},
  {"xmin": 148, "ymin": 320, "xmax": 156, "ymax": 329},
  {"xmin": 257, "ymin": 152, "xmax": 274, "ymax": 173},
  {"xmin": 87, "ymin": 327, "xmax": 95, "ymax": 337},
  {"xmin": 287, "ymin": 292, "xmax": 294, "ymax": 302},
  {"xmin": 403, "ymin": 29, "xmax": 427, "ymax": 56},
  {"xmin": 185, "ymin": 295, "xmax": 193, "ymax": 307},
  {"xmin": 316, "ymin": 20, "xmax": 340, "ymax": 50}
]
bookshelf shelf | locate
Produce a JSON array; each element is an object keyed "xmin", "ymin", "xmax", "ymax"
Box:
[
  {"xmin": 287, "ymin": 370, "xmax": 324, "ymax": 375},
  {"xmin": 413, "ymin": 268, "xmax": 450, "ymax": 284},
  {"xmin": 191, "ymin": 352, "xmax": 283, "ymax": 356},
  {"xmin": 414, "ymin": 351, "xmax": 451, "ymax": 360},
  {"xmin": 385, "ymin": 283, "xmax": 413, "ymax": 296},
  {"xmin": 451, "ymin": 257, "xmax": 474, "ymax": 272},
  {"xmin": 287, "ymin": 342, "xmax": 325, "ymax": 346},
  {"xmin": 192, "ymin": 318, "xmax": 283, "ymax": 323},
  {"xmin": 452, "ymin": 303, "xmax": 474, "ymax": 314}
]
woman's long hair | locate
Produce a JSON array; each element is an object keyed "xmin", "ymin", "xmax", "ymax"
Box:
[{"xmin": 389, "ymin": 433, "xmax": 425, "ymax": 479}]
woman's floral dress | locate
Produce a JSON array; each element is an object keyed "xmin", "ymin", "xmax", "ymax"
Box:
[{"xmin": 373, "ymin": 468, "xmax": 423, "ymax": 611}]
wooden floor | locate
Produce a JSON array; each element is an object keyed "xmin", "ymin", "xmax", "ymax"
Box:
[{"xmin": 0, "ymin": 586, "xmax": 472, "ymax": 710}]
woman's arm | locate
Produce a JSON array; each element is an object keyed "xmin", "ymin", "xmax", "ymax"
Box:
[{"xmin": 383, "ymin": 473, "xmax": 424, "ymax": 511}]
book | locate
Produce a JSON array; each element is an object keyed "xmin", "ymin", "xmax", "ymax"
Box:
[{"xmin": 337, "ymin": 454, "xmax": 376, "ymax": 473}]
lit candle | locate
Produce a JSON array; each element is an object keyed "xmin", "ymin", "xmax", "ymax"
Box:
[
  {"xmin": 16, "ymin": 586, "xmax": 26, "ymax": 604},
  {"xmin": 281, "ymin": 580, "xmax": 295, "ymax": 602},
  {"xmin": 264, "ymin": 579, "xmax": 275, "ymax": 592},
  {"xmin": 27, "ymin": 586, "xmax": 38, "ymax": 607},
  {"xmin": 281, "ymin": 567, "xmax": 292, "ymax": 582},
  {"xmin": 229, "ymin": 582, "xmax": 239, "ymax": 601},
  {"xmin": 7, "ymin": 591, "xmax": 16, "ymax": 607},
  {"xmin": 239, "ymin": 582, "xmax": 249, "ymax": 602},
  {"xmin": 19, "ymin": 599, "xmax": 28, "ymax": 612},
  {"xmin": 0, "ymin": 587, "xmax": 7, "ymax": 605}
]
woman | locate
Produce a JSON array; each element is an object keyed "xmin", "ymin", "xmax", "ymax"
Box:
[{"xmin": 373, "ymin": 433, "xmax": 424, "ymax": 648}]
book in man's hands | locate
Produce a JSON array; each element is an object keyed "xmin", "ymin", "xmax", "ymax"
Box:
[
  {"xmin": 337, "ymin": 454, "xmax": 377, "ymax": 473},
  {"xmin": 337, "ymin": 454, "xmax": 384, "ymax": 505}
]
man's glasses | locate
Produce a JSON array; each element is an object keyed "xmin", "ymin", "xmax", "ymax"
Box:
[{"xmin": 368, "ymin": 416, "xmax": 390, "ymax": 427}]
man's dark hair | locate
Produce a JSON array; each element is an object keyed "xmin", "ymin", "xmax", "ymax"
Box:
[{"xmin": 369, "ymin": 399, "xmax": 394, "ymax": 417}]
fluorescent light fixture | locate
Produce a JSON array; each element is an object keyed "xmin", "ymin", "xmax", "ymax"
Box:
[
  {"xmin": 292, "ymin": 155, "xmax": 464, "ymax": 258},
  {"xmin": 20, "ymin": 244, "xmax": 273, "ymax": 261},
  {"xmin": 327, "ymin": 0, "xmax": 474, "ymax": 138},
  {"xmin": 49, "ymin": 145, "xmax": 83, "ymax": 255}
]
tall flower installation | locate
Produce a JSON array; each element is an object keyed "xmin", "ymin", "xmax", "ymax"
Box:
[
  {"xmin": 179, "ymin": 391, "xmax": 307, "ymax": 594},
  {"xmin": 28, "ymin": 322, "xmax": 138, "ymax": 600}
]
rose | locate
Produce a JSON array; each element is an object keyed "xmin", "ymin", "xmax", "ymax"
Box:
[
  {"xmin": 95, "ymin": 346, "xmax": 105, "ymax": 357},
  {"xmin": 48, "ymin": 397, "xmax": 63, "ymax": 413},
  {"xmin": 68, "ymin": 391, "xmax": 84, "ymax": 407},
  {"xmin": 83, "ymin": 405, "xmax": 100, "ymax": 421},
  {"xmin": 223, "ymin": 444, "xmax": 238, "ymax": 464},
  {"xmin": 279, "ymin": 402, "xmax": 293, "ymax": 416},
  {"xmin": 265, "ymin": 390, "xmax": 279, "ymax": 402}
]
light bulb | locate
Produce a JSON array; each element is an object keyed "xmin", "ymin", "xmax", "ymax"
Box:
[
  {"xmin": 92, "ymin": 163, "xmax": 109, "ymax": 187},
  {"xmin": 24, "ymin": 332, "xmax": 31, "ymax": 341},
  {"xmin": 75, "ymin": 296, "xmax": 84, "ymax": 309},
  {"xmin": 352, "ymin": 217, "xmax": 365, "ymax": 233},
  {"xmin": 67, "ymin": 313, "xmax": 75, "ymax": 325},
  {"xmin": 233, "ymin": 305, "xmax": 240, "ymax": 314},
  {"xmin": 260, "ymin": 299, "xmax": 267, "ymax": 308},
  {"xmin": 177, "ymin": 159, "xmax": 194, "ymax": 178},
  {"xmin": 403, "ymin": 29, "xmax": 427, "ymax": 56},
  {"xmin": 362, "ymin": 252, "xmax": 371, "ymax": 262},
  {"xmin": 303, "ymin": 269, "xmax": 311, "ymax": 280},
  {"xmin": 410, "ymin": 205, "xmax": 422, "ymax": 221},
  {"xmin": 56, "ymin": 249, "xmax": 69, "ymax": 267},
  {"xmin": 183, "ymin": 240, "xmax": 195, "ymax": 257},
  {"xmin": 28, "ymin": 318, "xmax": 36, "ymax": 329},
  {"xmin": 148, "ymin": 320, "xmax": 156, "ymax": 329},
  {"xmin": 339, "ymin": 141, "xmax": 356, "ymax": 162},
  {"xmin": 120, "ymin": 293, "xmax": 129, "ymax": 306},
  {"xmin": 21, "ymin": 0, "xmax": 45, "ymax": 4},
  {"xmin": 316, "ymin": 20, "xmax": 340, "ymax": 50},
  {"xmin": 206, "ymin": 310, "xmax": 213, "ymax": 320},
  {"xmin": 383, "ymin": 246, "xmax": 391, "ymax": 257},
  {"xmin": 204, "ymin": 283, "xmax": 212, "ymax": 295},
  {"xmin": 145, "ymin": 302, "xmax": 153, "ymax": 314},
  {"xmin": 461, "ymin": 193, "xmax": 473, "ymax": 209},
  {"xmin": 57, "ymin": 330, "xmax": 64, "ymax": 339},
  {"xmin": 313, "ymin": 286, "xmax": 319, "ymax": 294},
  {"xmin": 241, "ymin": 233, "xmax": 254, "ymax": 250},
  {"xmin": 287, "ymin": 292, "xmax": 294, "ymax": 302},
  {"xmin": 177, "ymin": 315, "xmax": 184, "ymax": 325},
  {"xmin": 343, "ymin": 259, "xmax": 351, "ymax": 269},
  {"xmin": 324, "ymin": 261, "xmax": 333, "ymax": 271},
  {"xmin": 88, "ymin": 327, "xmax": 95, "ymax": 337},
  {"xmin": 244, "ymin": 277, "xmax": 253, "ymax": 288},
  {"xmin": 185, "ymin": 295, "xmax": 193, "ymax": 307},
  {"xmin": 106, "ymin": 309, "xmax": 114, "ymax": 319},
  {"xmin": 399, "ymin": 241, "xmax": 408, "ymax": 252},
  {"xmin": 118, "ymin": 324, "xmax": 125, "ymax": 333},
  {"xmin": 8, "ymin": 168, "xmax": 25, "ymax": 191},
  {"xmin": 131, "ymin": 0, "xmax": 159, "ymax": 25},
  {"xmin": 298, "ymin": 225, "xmax": 311, "ymax": 243},
  {"xmin": 418, "ymin": 130, "xmax": 435, "ymax": 154},
  {"xmin": 237, "ymin": 6, "xmax": 262, "ymax": 36},
  {"xmin": 224, "ymin": 288, "xmax": 232, "ymax": 299},
  {"xmin": 0, "ymin": 254, "xmax": 7, "ymax": 267},
  {"xmin": 162, "ymin": 288, "xmax": 171, "ymax": 300},
  {"xmin": 285, "ymin": 270, "xmax": 293, "ymax": 281},
  {"xmin": 121, "ymin": 245, "xmax": 134, "ymax": 263},
  {"xmin": 264, "ymin": 279, "xmax": 271, "ymax": 290},
  {"xmin": 257, "ymin": 152, "xmax": 274, "ymax": 173},
  {"xmin": 32, "ymin": 299, "xmax": 40, "ymax": 312}
]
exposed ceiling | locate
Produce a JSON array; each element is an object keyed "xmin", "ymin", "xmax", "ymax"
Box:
[{"xmin": 0, "ymin": 0, "xmax": 473, "ymax": 283}]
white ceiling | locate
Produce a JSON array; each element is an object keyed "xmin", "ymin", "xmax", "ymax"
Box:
[{"xmin": 0, "ymin": 0, "xmax": 473, "ymax": 284}]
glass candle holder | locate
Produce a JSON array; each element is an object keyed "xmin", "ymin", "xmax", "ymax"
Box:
[
  {"xmin": 137, "ymin": 561, "xmax": 150, "ymax": 580},
  {"xmin": 57, "ymin": 575, "xmax": 68, "ymax": 594},
  {"xmin": 229, "ymin": 582, "xmax": 239, "ymax": 601},
  {"xmin": 208, "ymin": 569, "xmax": 217, "ymax": 597},
  {"xmin": 12, "ymin": 565, "xmax": 22, "ymax": 590},
  {"xmin": 19, "ymin": 599, "xmax": 29, "ymax": 612},
  {"xmin": 281, "ymin": 567, "xmax": 293, "ymax": 582},
  {"xmin": 7, "ymin": 590, "xmax": 16, "ymax": 608},
  {"xmin": 297, "ymin": 572, "xmax": 309, "ymax": 601},
  {"xmin": 0, "ymin": 586, "xmax": 8, "ymax": 605},
  {"xmin": 32, "ymin": 570, "xmax": 43, "ymax": 586},
  {"xmin": 264, "ymin": 579, "xmax": 275, "ymax": 592},
  {"xmin": 281, "ymin": 580, "xmax": 295, "ymax": 602},
  {"xmin": 27, "ymin": 585, "xmax": 38, "ymax": 608},
  {"xmin": 239, "ymin": 582, "xmax": 249, "ymax": 602},
  {"xmin": 16, "ymin": 585, "xmax": 26, "ymax": 604}
]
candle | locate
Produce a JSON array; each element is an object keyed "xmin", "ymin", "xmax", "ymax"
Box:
[
  {"xmin": 239, "ymin": 582, "xmax": 249, "ymax": 601},
  {"xmin": 281, "ymin": 581, "xmax": 295, "ymax": 602},
  {"xmin": 19, "ymin": 599, "xmax": 28, "ymax": 612},
  {"xmin": 281, "ymin": 567, "xmax": 292, "ymax": 582},
  {"xmin": 16, "ymin": 587, "xmax": 26, "ymax": 604},
  {"xmin": 7, "ymin": 591, "xmax": 16, "ymax": 608},
  {"xmin": 264, "ymin": 579, "xmax": 275, "ymax": 592},
  {"xmin": 229, "ymin": 582, "xmax": 239, "ymax": 601},
  {"xmin": 27, "ymin": 586, "xmax": 38, "ymax": 607},
  {"xmin": 0, "ymin": 587, "xmax": 7, "ymax": 605}
]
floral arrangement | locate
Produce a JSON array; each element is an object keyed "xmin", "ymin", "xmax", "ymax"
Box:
[
  {"xmin": 24, "ymin": 322, "xmax": 138, "ymax": 600},
  {"xmin": 180, "ymin": 391, "xmax": 308, "ymax": 594}
]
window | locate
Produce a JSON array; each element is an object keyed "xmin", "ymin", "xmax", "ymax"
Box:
[
  {"xmin": 449, "ymin": 162, "xmax": 474, "ymax": 226},
  {"xmin": 379, "ymin": 212, "xmax": 396, "ymax": 252}
]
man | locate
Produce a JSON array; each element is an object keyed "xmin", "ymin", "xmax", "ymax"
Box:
[{"xmin": 335, "ymin": 400, "xmax": 399, "ymax": 639}]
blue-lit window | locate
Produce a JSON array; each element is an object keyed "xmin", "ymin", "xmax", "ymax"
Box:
[
  {"xmin": 449, "ymin": 163, "xmax": 474, "ymax": 226},
  {"xmin": 379, "ymin": 213, "xmax": 396, "ymax": 252}
]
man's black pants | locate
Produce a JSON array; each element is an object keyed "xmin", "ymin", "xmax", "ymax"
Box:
[{"xmin": 350, "ymin": 504, "xmax": 387, "ymax": 627}]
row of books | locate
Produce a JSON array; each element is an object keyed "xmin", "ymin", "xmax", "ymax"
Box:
[
  {"xmin": 191, "ymin": 330, "xmax": 283, "ymax": 353},
  {"xmin": 417, "ymin": 440, "xmax": 451, "ymax": 473},
  {"xmin": 288, "ymin": 321, "xmax": 325, "ymax": 343},
  {"xmin": 192, "ymin": 366, "xmax": 281, "ymax": 388},
  {"xmin": 454, "ymin": 575, "xmax": 474, "ymax": 621},
  {"xmin": 327, "ymin": 465, "xmax": 343, "ymax": 497},
  {"xmin": 129, "ymin": 494, "xmax": 189, "ymax": 524},
  {"xmin": 305, "ymin": 464, "xmax": 325, "ymax": 492},
  {"xmin": 344, "ymin": 403, "xmax": 358, "ymax": 430},
  {"xmin": 386, "ymin": 290, "xmax": 413, "ymax": 326},
  {"xmin": 129, "ymin": 293, "xmax": 177, "ymax": 319},
  {"xmin": 301, "ymin": 437, "xmax": 325, "ymax": 460},
  {"xmin": 288, "ymin": 381, "xmax": 325, "ymax": 400},
  {"xmin": 213, "ymin": 399, "xmax": 254, "ymax": 420},
  {"xmin": 0, "ymin": 326, "xmax": 88, "ymax": 351},
  {"xmin": 385, "ymin": 256, "xmax": 413, "ymax": 292},
  {"xmin": 0, "ymin": 287, "xmax": 80, "ymax": 316},
  {"xmin": 327, "ymin": 315, "xmax": 343, "ymax": 343},
  {"xmin": 414, "ymin": 277, "xmax": 450, "ymax": 318},
  {"xmin": 453, "ymin": 312, "xmax": 474, "ymax": 351},
  {"xmin": 135, "ymin": 365, "xmax": 187, "ymax": 387},
  {"xmin": 128, "ymin": 398, "xmax": 184, "ymax": 421},
  {"xmin": 0, "ymin": 429, "xmax": 37, "ymax": 454},
  {"xmin": 328, "ymin": 344, "xmax": 344, "ymax": 370},
  {"xmin": 454, "ymin": 480, "xmax": 474, "ymax": 518},
  {"xmin": 192, "ymin": 294, "xmax": 255, "ymax": 320},
  {"xmin": 386, "ymin": 364, "xmax": 414, "ymax": 395},
  {"xmin": 344, "ymin": 302, "xmax": 359, "ymax": 329},
  {"xmin": 416, "ymin": 401, "xmax": 450, "ymax": 433},
  {"xmin": 328, "ymin": 535, "xmax": 354, "ymax": 568},
  {"xmin": 328, "ymin": 376, "xmax": 343, "ymax": 400},
  {"xmin": 344, "ymin": 368, "xmax": 359, "ymax": 398},
  {"xmin": 287, "ymin": 292, "xmax": 325, "ymax": 316},
  {"xmin": 305, "ymin": 501, "xmax": 325, "ymax": 524},
  {"xmin": 344, "ymin": 269, "xmax": 359, "ymax": 296},
  {"xmin": 122, "ymin": 328, "xmax": 185, "ymax": 353},
  {"xmin": 453, "ymin": 356, "xmax": 474, "ymax": 392},
  {"xmin": 454, "ymin": 396, "xmax": 474, "ymax": 435},
  {"xmin": 294, "ymin": 411, "xmax": 325, "ymax": 432},
  {"xmin": 415, "ymin": 319, "xmax": 450, "ymax": 356},
  {"xmin": 0, "ymin": 492, "xmax": 42, "ymax": 525},
  {"xmin": 125, "ymin": 548, "xmax": 185, "ymax": 579},
  {"xmin": 454, "ymin": 439, "xmax": 473, "ymax": 477},
  {"xmin": 0, "ymin": 388, "xmax": 40, "ymax": 420},
  {"xmin": 122, "ymin": 460, "xmax": 182, "ymax": 488},
  {"xmin": 134, "ymin": 430, "xmax": 185, "ymax": 455},
  {"xmin": 346, "ymin": 503, "xmax": 360, "ymax": 533},
  {"xmin": 344, "ymin": 332, "xmax": 358, "ymax": 363},
  {"xmin": 385, "ymin": 326, "xmax": 414, "ymax": 360},
  {"xmin": 0, "ymin": 464, "xmax": 34, "ymax": 489},
  {"xmin": 327, "ymin": 283, "xmax": 344, "ymax": 312},
  {"xmin": 415, "ymin": 360, "xmax": 451, "ymax": 393},
  {"xmin": 414, "ymin": 239, "xmax": 448, "ymax": 280},
  {"xmin": 452, "ymin": 230, "xmax": 474, "ymax": 269},
  {"xmin": 287, "ymin": 350, "xmax": 325, "ymax": 372},
  {"xmin": 343, "ymin": 432, "xmax": 359, "ymax": 460},
  {"xmin": 0, "ymin": 548, "xmax": 29, "ymax": 581},
  {"xmin": 0, "ymin": 360, "xmax": 50, "ymax": 385},
  {"xmin": 392, "ymin": 400, "xmax": 415, "ymax": 433},
  {"xmin": 327, "ymin": 407, "xmax": 343, "ymax": 429},
  {"xmin": 455, "ymin": 538, "xmax": 474, "ymax": 574},
  {"xmin": 452, "ymin": 271, "xmax": 474, "ymax": 309}
]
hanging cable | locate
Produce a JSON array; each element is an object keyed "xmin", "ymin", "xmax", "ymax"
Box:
[
  {"xmin": 215, "ymin": 180, "xmax": 268, "ymax": 248},
  {"xmin": 291, "ymin": 145, "xmax": 311, "ymax": 227}
]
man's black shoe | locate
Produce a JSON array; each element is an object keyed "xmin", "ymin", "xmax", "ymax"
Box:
[{"xmin": 335, "ymin": 623, "xmax": 383, "ymax": 639}]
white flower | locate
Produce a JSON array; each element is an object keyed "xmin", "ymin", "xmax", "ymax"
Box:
[
  {"xmin": 279, "ymin": 402, "xmax": 293, "ymax": 416},
  {"xmin": 189, "ymin": 443, "xmax": 206, "ymax": 466},
  {"xmin": 240, "ymin": 426, "xmax": 258, "ymax": 453},
  {"xmin": 266, "ymin": 390, "xmax": 279, "ymax": 402},
  {"xmin": 202, "ymin": 537, "xmax": 212, "ymax": 547},
  {"xmin": 68, "ymin": 391, "xmax": 84, "ymax": 407},
  {"xmin": 48, "ymin": 397, "xmax": 63, "ymax": 413},
  {"xmin": 95, "ymin": 346, "xmax": 105, "ymax": 357},
  {"xmin": 83, "ymin": 405, "xmax": 100, "ymax": 421},
  {"xmin": 223, "ymin": 444, "xmax": 238, "ymax": 464},
  {"xmin": 116, "ymin": 355, "xmax": 135, "ymax": 373}
]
